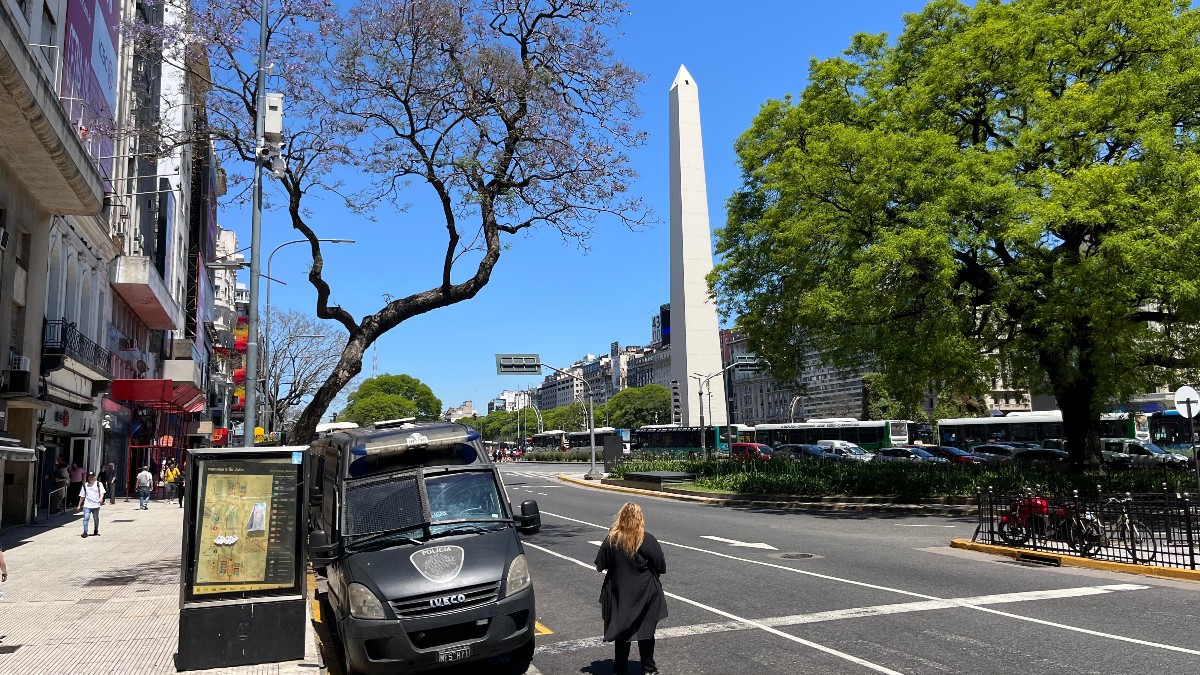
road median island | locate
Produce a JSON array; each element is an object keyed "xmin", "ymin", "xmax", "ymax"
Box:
[
  {"xmin": 950, "ymin": 539, "xmax": 1200, "ymax": 583},
  {"xmin": 557, "ymin": 474, "xmax": 978, "ymax": 515}
]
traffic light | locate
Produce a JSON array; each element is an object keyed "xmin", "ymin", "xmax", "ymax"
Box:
[{"xmin": 671, "ymin": 380, "xmax": 681, "ymax": 424}]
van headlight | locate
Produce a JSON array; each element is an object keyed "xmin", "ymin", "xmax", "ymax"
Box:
[
  {"xmin": 506, "ymin": 554, "xmax": 531, "ymax": 596},
  {"xmin": 348, "ymin": 582, "xmax": 387, "ymax": 619}
]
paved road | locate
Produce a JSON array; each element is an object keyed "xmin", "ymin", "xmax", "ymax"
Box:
[{"xmin": 499, "ymin": 462, "xmax": 1200, "ymax": 675}]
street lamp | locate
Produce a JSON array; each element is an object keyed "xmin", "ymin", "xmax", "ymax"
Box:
[
  {"xmin": 262, "ymin": 237, "xmax": 354, "ymax": 433},
  {"xmin": 692, "ymin": 357, "xmax": 764, "ymax": 459},
  {"xmin": 789, "ymin": 395, "xmax": 803, "ymax": 423}
]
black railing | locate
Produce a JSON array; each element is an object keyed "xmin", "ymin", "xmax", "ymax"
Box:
[
  {"xmin": 43, "ymin": 318, "xmax": 113, "ymax": 377},
  {"xmin": 974, "ymin": 487, "xmax": 1199, "ymax": 569}
]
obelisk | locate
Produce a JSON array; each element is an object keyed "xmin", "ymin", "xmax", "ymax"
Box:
[{"xmin": 669, "ymin": 65, "xmax": 727, "ymax": 428}]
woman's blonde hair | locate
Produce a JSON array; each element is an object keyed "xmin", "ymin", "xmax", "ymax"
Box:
[{"xmin": 608, "ymin": 502, "xmax": 645, "ymax": 557}]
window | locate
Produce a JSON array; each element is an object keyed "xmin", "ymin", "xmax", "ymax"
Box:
[{"xmin": 40, "ymin": 4, "xmax": 56, "ymax": 61}]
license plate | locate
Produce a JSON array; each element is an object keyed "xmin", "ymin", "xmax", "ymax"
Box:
[{"xmin": 437, "ymin": 647, "xmax": 470, "ymax": 663}]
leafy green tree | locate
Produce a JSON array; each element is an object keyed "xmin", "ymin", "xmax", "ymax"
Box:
[
  {"xmin": 605, "ymin": 385, "xmax": 671, "ymax": 429},
  {"xmin": 713, "ymin": 0, "xmax": 1200, "ymax": 467},
  {"xmin": 342, "ymin": 374, "xmax": 442, "ymax": 425}
]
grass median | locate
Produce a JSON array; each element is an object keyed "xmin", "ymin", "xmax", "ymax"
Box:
[{"xmin": 609, "ymin": 459, "xmax": 1194, "ymax": 498}]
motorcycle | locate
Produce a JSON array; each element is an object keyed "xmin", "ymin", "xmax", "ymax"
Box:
[{"xmin": 997, "ymin": 489, "xmax": 1101, "ymax": 556}]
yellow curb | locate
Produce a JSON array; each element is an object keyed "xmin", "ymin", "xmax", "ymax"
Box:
[
  {"xmin": 950, "ymin": 539, "xmax": 1200, "ymax": 583},
  {"xmin": 557, "ymin": 474, "xmax": 729, "ymax": 504}
]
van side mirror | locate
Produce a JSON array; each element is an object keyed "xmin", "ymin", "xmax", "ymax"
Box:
[
  {"xmin": 515, "ymin": 500, "xmax": 541, "ymax": 535},
  {"xmin": 309, "ymin": 530, "xmax": 337, "ymax": 565}
]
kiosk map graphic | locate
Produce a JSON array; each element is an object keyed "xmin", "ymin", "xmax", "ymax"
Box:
[{"xmin": 193, "ymin": 459, "xmax": 297, "ymax": 595}]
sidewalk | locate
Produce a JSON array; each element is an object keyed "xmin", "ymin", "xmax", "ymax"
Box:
[{"xmin": 0, "ymin": 495, "xmax": 323, "ymax": 675}]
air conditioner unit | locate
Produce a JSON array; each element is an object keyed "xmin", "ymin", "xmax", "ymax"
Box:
[
  {"xmin": 10, "ymin": 355, "xmax": 30, "ymax": 372},
  {"xmin": 3, "ymin": 369, "xmax": 31, "ymax": 394},
  {"xmin": 132, "ymin": 232, "xmax": 144, "ymax": 256}
]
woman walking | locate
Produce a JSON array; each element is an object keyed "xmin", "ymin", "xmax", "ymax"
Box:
[{"xmin": 595, "ymin": 502, "xmax": 667, "ymax": 675}]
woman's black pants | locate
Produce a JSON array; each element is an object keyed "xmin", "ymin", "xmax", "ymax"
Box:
[{"xmin": 613, "ymin": 638, "xmax": 655, "ymax": 674}]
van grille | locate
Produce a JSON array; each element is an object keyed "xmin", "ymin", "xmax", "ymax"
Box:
[{"xmin": 389, "ymin": 581, "xmax": 500, "ymax": 618}]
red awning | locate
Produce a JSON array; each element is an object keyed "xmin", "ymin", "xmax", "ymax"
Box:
[{"xmin": 111, "ymin": 379, "xmax": 205, "ymax": 414}]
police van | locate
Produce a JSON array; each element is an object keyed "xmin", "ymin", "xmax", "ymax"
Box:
[{"xmin": 307, "ymin": 419, "xmax": 541, "ymax": 674}]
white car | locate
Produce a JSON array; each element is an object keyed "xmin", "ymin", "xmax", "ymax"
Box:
[{"xmin": 816, "ymin": 439, "xmax": 874, "ymax": 462}]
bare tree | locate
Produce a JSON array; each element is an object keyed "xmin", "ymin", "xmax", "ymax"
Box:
[{"xmin": 263, "ymin": 310, "xmax": 347, "ymax": 433}]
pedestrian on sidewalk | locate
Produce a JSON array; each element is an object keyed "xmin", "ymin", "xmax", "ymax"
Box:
[
  {"xmin": 98, "ymin": 462, "xmax": 118, "ymax": 505},
  {"xmin": 136, "ymin": 466, "xmax": 154, "ymax": 510},
  {"xmin": 53, "ymin": 458, "xmax": 69, "ymax": 511},
  {"xmin": 67, "ymin": 462, "xmax": 85, "ymax": 506},
  {"xmin": 0, "ymin": 542, "xmax": 7, "ymax": 600},
  {"xmin": 165, "ymin": 461, "xmax": 180, "ymax": 500},
  {"xmin": 76, "ymin": 471, "xmax": 105, "ymax": 538},
  {"xmin": 176, "ymin": 462, "xmax": 187, "ymax": 508},
  {"xmin": 595, "ymin": 502, "xmax": 667, "ymax": 675}
]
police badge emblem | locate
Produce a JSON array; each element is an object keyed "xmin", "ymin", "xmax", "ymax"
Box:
[{"xmin": 411, "ymin": 545, "xmax": 465, "ymax": 583}]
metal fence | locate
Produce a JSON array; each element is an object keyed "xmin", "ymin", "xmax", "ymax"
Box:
[{"xmin": 974, "ymin": 487, "xmax": 1200, "ymax": 569}]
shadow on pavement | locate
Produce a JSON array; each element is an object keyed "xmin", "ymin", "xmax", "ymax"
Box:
[
  {"xmin": 87, "ymin": 556, "xmax": 181, "ymax": 586},
  {"xmin": 526, "ymin": 521, "xmax": 601, "ymax": 542}
]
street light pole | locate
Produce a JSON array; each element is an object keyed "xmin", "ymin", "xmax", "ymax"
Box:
[
  {"xmin": 690, "ymin": 373, "xmax": 706, "ymax": 459},
  {"xmin": 541, "ymin": 363, "xmax": 600, "ymax": 479},
  {"xmin": 263, "ymin": 238, "xmax": 354, "ymax": 433},
  {"xmin": 242, "ymin": 0, "xmax": 270, "ymax": 447}
]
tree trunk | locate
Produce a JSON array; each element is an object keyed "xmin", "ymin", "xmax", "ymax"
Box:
[
  {"xmin": 291, "ymin": 337, "xmax": 368, "ymax": 443},
  {"xmin": 1044, "ymin": 344, "xmax": 1104, "ymax": 471}
]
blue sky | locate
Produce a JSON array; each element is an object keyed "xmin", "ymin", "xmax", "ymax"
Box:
[{"xmin": 223, "ymin": 1, "xmax": 929, "ymax": 413}]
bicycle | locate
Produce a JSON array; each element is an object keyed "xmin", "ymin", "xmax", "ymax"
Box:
[
  {"xmin": 1095, "ymin": 496, "xmax": 1158, "ymax": 563},
  {"xmin": 997, "ymin": 488, "xmax": 1101, "ymax": 556}
]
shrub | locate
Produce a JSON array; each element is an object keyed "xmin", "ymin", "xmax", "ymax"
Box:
[{"xmin": 608, "ymin": 459, "xmax": 1193, "ymax": 498}]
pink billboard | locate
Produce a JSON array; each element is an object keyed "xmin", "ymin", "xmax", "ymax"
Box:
[{"xmin": 60, "ymin": 0, "xmax": 118, "ymax": 188}]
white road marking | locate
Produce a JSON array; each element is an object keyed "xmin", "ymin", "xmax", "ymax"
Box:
[
  {"xmin": 532, "ymin": 581, "xmax": 1149, "ymax": 657},
  {"xmin": 540, "ymin": 509, "xmax": 1200, "ymax": 656},
  {"xmin": 700, "ymin": 535, "xmax": 778, "ymax": 550},
  {"xmin": 896, "ymin": 524, "xmax": 957, "ymax": 528},
  {"xmin": 523, "ymin": 542, "xmax": 903, "ymax": 674}
]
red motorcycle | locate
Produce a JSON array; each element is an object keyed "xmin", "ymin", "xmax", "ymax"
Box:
[{"xmin": 997, "ymin": 489, "xmax": 1101, "ymax": 556}]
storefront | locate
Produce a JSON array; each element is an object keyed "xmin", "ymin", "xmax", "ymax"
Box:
[
  {"xmin": 111, "ymin": 379, "xmax": 205, "ymax": 497},
  {"xmin": 0, "ymin": 432, "xmax": 37, "ymax": 529}
]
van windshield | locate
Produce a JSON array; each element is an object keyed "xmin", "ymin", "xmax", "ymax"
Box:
[{"xmin": 342, "ymin": 469, "xmax": 508, "ymax": 549}]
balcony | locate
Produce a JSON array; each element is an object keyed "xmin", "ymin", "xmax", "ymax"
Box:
[
  {"xmin": 111, "ymin": 257, "xmax": 180, "ymax": 329},
  {"xmin": 43, "ymin": 319, "xmax": 112, "ymax": 382},
  {"xmin": 164, "ymin": 338, "xmax": 205, "ymax": 390},
  {"xmin": 0, "ymin": 7, "xmax": 104, "ymax": 213}
]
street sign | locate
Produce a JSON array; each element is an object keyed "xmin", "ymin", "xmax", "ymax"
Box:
[
  {"xmin": 496, "ymin": 354, "xmax": 542, "ymax": 375},
  {"xmin": 734, "ymin": 355, "xmax": 765, "ymax": 372},
  {"xmin": 1174, "ymin": 386, "xmax": 1200, "ymax": 418}
]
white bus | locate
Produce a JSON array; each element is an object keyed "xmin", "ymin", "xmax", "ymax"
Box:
[
  {"xmin": 529, "ymin": 430, "xmax": 568, "ymax": 452},
  {"xmin": 753, "ymin": 419, "xmax": 916, "ymax": 450},
  {"xmin": 937, "ymin": 411, "xmax": 1148, "ymax": 448}
]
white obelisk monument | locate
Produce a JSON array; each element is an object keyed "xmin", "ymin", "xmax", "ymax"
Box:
[{"xmin": 669, "ymin": 65, "xmax": 727, "ymax": 428}]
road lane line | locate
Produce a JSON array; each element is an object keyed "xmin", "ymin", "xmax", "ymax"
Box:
[
  {"xmin": 540, "ymin": 510, "xmax": 1200, "ymax": 656},
  {"xmin": 523, "ymin": 542, "xmax": 904, "ymax": 674}
]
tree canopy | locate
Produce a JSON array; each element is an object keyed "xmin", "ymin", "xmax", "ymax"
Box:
[
  {"xmin": 713, "ymin": 0, "xmax": 1200, "ymax": 466},
  {"xmin": 149, "ymin": 0, "xmax": 648, "ymax": 441},
  {"xmin": 341, "ymin": 374, "xmax": 442, "ymax": 425},
  {"xmin": 603, "ymin": 384, "xmax": 671, "ymax": 429}
]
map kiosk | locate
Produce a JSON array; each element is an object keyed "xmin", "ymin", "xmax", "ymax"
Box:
[{"xmin": 175, "ymin": 446, "xmax": 309, "ymax": 670}]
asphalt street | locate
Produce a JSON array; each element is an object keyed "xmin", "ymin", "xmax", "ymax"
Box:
[{"xmin": 499, "ymin": 462, "xmax": 1200, "ymax": 675}]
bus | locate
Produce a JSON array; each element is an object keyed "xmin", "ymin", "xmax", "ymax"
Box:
[
  {"xmin": 936, "ymin": 411, "xmax": 1147, "ymax": 448},
  {"xmin": 731, "ymin": 424, "xmax": 756, "ymax": 443},
  {"xmin": 530, "ymin": 430, "xmax": 568, "ymax": 452},
  {"xmin": 630, "ymin": 425, "xmax": 730, "ymax": 458},
  {"xmin": 1148, "ymin": 410, "xmax": 1196, "ymax": 455},
  {"xmin": 567, "ymin": 427, "xmax": 629, "ymax": 454},
  {"xmin": 753, "ymin": 419, "xmax": 915, "ymax": 450}
]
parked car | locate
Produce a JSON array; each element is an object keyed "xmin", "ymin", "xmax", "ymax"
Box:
[
  {"xmin": 913, "ymin": 445, "xmax": 986, "ymax": 464},
  {"xmin": 873, "ymin": 447, "xmax": 949, "ymax": 463},
  {"xmin": 774, "ymin": 444, "xmax": 841, "ymax": 461},
  {"xmin": 1041, "ymin": 438, "xmax": 1133, "ymax": 469},
  {"xmin": 1000, "ymin": 441, "xmax": 1042, "ymax": 449},
  {"xmin": 1003, "ymin": 448, "xmax": 1070, "ymax": 468},
  {"xmin": 816, "ymin": 440, "xmax": 874, "ymax": 462},
  {"xmin": 969, "ymin": 443, "xmax": 1020, "ymax": 464},
  {"xmin": 731, "ymin": 442, "xmax": 774, "ymax": 461},
  {"xmin": 1101, "ymin": 438, "xmax": 1188, "ymax": 469}
]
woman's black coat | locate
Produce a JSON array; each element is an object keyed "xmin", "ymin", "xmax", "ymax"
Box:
[{"xmin": 594, "ymin": 532, "xmax": 668, "ymax": 642}]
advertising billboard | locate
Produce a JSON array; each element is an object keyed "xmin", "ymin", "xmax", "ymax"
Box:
[
  {"xmin": 185, "ymin": 456, "xmax": 303, "ymax": 600},
  {"xmin": 61, "ymin": 0, "xmax": 119, "ymax": 187}
]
